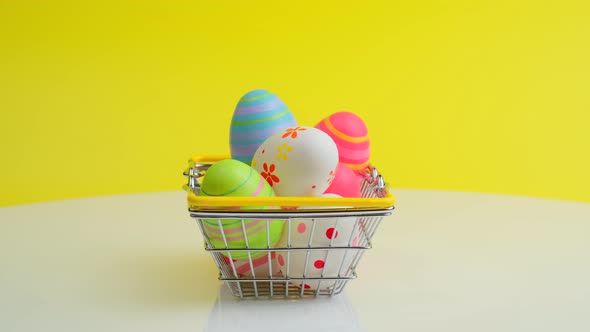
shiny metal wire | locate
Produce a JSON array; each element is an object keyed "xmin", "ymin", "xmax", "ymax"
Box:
[{"xmin": 184, "ymin": 161, "xmax": 394, "ymax": 299}]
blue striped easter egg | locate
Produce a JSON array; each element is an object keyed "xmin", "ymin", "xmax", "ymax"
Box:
[{"xmin": 230, "ymin": 89, "xmax": 298, "ymax": 165}]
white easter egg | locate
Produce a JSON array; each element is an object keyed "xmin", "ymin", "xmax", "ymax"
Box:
[
  {"xmin": 235, "ymin": 251, "xmax": 282, "ymax": 278},
  {"xmin": 273, "ymin": 194, "xmax": 366, "ymax": 291},
  {"xmin": 251, "ymin": 126, "xmax": 338, "ymax": 197}
]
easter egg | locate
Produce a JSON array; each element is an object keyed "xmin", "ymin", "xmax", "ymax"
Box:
[
  {"xmin": 315, "ymin": 111, "xmax": 370, "ymax": 171},
  {"xmin": 233, "ymin": 251, "xmax": 282, "ymax": 278},
  {"xmin": 324, "ymin": 163, "xmax": 362, "ymax": 198},
  {"xmin": 199, "ymin": 159, "xmax": 284, "ymax": 260},
  {"xmin": 274, "ymin": 194, "xmax": 363, "ymax": 290},
  {"xmin": 251, "ymin": 126, "xmax": 338, "ymax": 197},
  {"xmin": 230, "ymin": 89, "xmax": 298, "ymax": 165}
]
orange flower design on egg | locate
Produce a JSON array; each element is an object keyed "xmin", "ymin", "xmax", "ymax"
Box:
[
  {"xmin": 261, "ymin": 163, "xmax": 280, "ymax": 187},
  {"xmin": 282, "ymin": 126, "xmax": 307, "ymax": 139}
]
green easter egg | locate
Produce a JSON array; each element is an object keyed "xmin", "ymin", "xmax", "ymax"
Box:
[{"xmin": 199, "ymin": 159, "xmax": 283, "ymax": 259}]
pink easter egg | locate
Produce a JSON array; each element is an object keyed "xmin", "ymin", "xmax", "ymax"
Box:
[
  {"xmin": 324, "ymin": 163, "xmax": 362, "ymax": 198},
  {"xmin": 315, "ymin": 111, "xmax": 370, "ymax": 171}
]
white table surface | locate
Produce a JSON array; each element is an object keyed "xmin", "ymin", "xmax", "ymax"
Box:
[{"xmin": 1, "ymin": 189, "xmax": 589, "ymax": 332}]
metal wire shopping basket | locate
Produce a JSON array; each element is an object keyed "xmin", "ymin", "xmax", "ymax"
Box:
[{"xmin": 183, "ymin": 155, "xmax": 395, "ymax": 299}]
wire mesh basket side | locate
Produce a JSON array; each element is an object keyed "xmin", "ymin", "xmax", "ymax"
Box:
[
  {"xmin": 223, "ymin": 277, "xmax": 353, "ymax": 298},
  {"xmin": 190, "ymin": 213, "xmax": 386, "ymax": 298},
  {"xmin": 184, "ymin": 157, "xmax": 394, "ymax": 298}
]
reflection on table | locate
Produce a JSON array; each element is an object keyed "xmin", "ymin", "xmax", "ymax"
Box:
[{"xmin": 205, "ymin": 284, "xmax": 364, "ymax": 332}]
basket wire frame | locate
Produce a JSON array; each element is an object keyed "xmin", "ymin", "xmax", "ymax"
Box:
[{"xmin": 184, "ymin": 161, "xmax": 393, "ymax": 299}]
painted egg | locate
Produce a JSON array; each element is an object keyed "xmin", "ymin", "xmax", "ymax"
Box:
[
  {"xmin": 231, "ymin": 251, "xmax": 283, "ymax": 278},
  {"xmin": 198, "ymin": 159, "xmax": 284, "ymax": 261},
  {"xmin": 251, "ymin": 126, "xmax": 339, "ymax": 197},
  {"xmin": 274, "ymin": 194, "xmax": 364, "ymax": 290},
  {"xmin": 324, "ymin": 163, "xmax": 362, "ymax": 198},
  {"xmin": 230, "ymin": 89, "xmax": 298, "ymax": 165},
  {"xmin": 315, "ymin": 111, "xmax": 370, "ymax": 171}
]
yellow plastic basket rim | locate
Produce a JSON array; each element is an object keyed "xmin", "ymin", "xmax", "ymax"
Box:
[{"xmin": 186, "ymin": 155, "xmax": 395, "ymax": 209}]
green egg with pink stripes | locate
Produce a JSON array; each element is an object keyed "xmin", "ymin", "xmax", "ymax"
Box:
[{"xmin": 199, "ymin": 159, "xmax": 283, "ymax": 260}]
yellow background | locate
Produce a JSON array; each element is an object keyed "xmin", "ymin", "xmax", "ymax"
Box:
[{"xmin": 1, "ymin": 1, "xmax": 589, "ymax": 207}]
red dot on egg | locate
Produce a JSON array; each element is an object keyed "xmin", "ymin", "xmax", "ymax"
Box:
[
  {"xmin": 300, "ymin": 283, "xmax": 312, "ymax": 289},
  {"xmin": 271, "ymin": 251, "xmax": 276, "ymax": 259},
  {"xmin": 326, "ymin": 227, "xmax": 338, "ymax": 239},
  {"xmin": 278, "ymin": 254, "xmax": 285, "ymax": 266},
  {"xmin": 311, "ymin": 185, "xmax": 316, "ymax": 189},
  {"xmin": 297, "ymin": 222, "xmax": 306, "ymax": 234},
  {"xmin": 314, "ymin": 260, "xmax": 325, "ymax": 269},
  {"xmin": 262, "ymin": 149, "xmax": 265, "ymax": 154}
]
